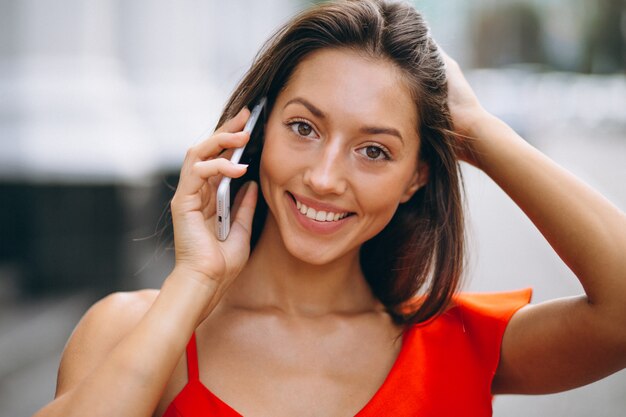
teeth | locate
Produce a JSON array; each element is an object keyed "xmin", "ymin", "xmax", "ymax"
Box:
[{"xmin": 294, "ymin": 197, "xmax": 350, "ymax": 222}]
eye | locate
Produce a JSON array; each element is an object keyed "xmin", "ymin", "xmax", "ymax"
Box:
[
  {"xmin": 358, "ymin": 145, "xmax": 391, "ymax": 161},
  {"xmin": 286, "ymin": 120, "xmax": 318, "ymax": 139}
]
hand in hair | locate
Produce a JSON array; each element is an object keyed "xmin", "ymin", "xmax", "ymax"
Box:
[{"xmin": 441, "ymin": 50, "xmax": 490, "ymax": 167}]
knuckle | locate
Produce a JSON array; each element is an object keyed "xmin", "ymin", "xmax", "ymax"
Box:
[
  {"xmin": 170, "ymin": 195, "xmax": 181, "ymax": 210},
  {"xmin": 214, "ymin": 131, "xmax": 230, "ymax": 145},
  {"xmin": 190, "ymin": 161, "xmax": 205, "ymax": 175},
  {"xmin": 214, "ymin": 157, "xmax": 229, "ymax": 167},
  {"xmin": 185, "ymin": 146, "xmax": 197, "ymax": 160},
  {"xmin": 236, "ymin": 131, "xmax": 250, "ymax": 144},
  {"xmin": 221, "ymin": 131, "xmax": 244, "ymax": 146}
]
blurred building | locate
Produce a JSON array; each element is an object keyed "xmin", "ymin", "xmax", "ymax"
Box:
[
  {"xmin": 0, "ymin": 0, "xmax": 301, "ymax": 296},
  {"xmin": 0, "ymin": 0, "xmax": 625, "ymax": 296},
  {"xmin": 1, "ymin": 0, "xmax": 625, "ymax": 295},
  {"xmin": 468, "ymin": 0, "xmax": 626, "ymax": 73}
]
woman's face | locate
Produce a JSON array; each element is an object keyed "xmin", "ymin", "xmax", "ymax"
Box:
[{"xmin": 260, "ymin": 48, "xmax": 426, "ymax": 265}]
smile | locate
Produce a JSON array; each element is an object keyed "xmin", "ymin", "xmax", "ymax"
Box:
[{"xmin": 295, "ymin": 199, "xmax": 350, "ymax": 222}]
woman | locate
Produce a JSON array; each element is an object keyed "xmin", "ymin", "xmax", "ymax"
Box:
[{"xmin": 34, "ymin": 1, "xmax": 626, "ymax": 416}]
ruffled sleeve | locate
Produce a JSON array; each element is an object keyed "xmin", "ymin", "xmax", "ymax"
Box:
[
  {"xmin": 450, "ymin": 288, "xmax": 533, "ymax": 380},
  {"xmin": 357, "ymin": 289, "xmax": 532, "ymax": 417}
]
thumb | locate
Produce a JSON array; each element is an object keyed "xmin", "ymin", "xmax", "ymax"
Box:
[{"xmin": 226, "ymin": 181, "xmax": 258, "ymax": 246}]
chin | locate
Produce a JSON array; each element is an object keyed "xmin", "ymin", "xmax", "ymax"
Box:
[{"xmin": 275, "ymin": 220, "xmax": 366, "ymax": 267}]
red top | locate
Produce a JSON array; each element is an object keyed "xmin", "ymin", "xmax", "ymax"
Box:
[{"xmin": 163, "ymin": 289, "xmax": 531, "ymax": 417}]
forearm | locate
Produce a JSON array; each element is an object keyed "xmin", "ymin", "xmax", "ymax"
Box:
[
  {"xmin": 470, "ymin": 113, "xmax": 626, "ymax": 310},
  {"xmin": 34, "ymin": 270, "xmax": 218, "ymax": 417}
]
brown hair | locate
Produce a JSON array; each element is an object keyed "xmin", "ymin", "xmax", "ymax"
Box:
[{"xmin": 216, "ymin": 0, "xmax": 465, "ymax": 326}]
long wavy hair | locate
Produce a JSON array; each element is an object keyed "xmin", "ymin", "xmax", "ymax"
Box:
[{"xmin": 215, "ymin": 0, "xmax": 465, "ymax": 326}]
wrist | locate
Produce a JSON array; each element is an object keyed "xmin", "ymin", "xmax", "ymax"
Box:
[
  {"xmin": 161, "ymin": 268, "xmax": 222, "ymax": 324},
  {"xmin": 459, "ymin": 111, "xmax": 507, "ymax": 169},
  {"xmin": 168, "ymin": 265, "xmax": 221, "ymax": 291},
  {"xmin": 462, "ymin": 108, "xmax": 497, "ymax": 139}
]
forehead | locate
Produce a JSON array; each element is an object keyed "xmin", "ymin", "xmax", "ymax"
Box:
[{"xmin": 278, "ymin": 48, "xmax": 418, "ymax": 133}]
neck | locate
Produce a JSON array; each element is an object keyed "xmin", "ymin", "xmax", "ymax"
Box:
[{"xmin": 223, "ymin": 216, "xmax": 381, "ymax": 317}]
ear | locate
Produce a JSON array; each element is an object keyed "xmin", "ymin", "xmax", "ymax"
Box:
[{"xmin": 399, "ymin": 161, "xmax": 429, "ymax": 203}]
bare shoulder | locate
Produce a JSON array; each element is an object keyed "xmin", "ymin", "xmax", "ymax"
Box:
[{"xmin": 55, "ymin": 289, "xmax": 160, "ymax": 397}]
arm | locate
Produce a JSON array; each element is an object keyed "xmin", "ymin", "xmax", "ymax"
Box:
[
  {"xmin": 32, "ymin": 108, "xmax": 258, "ymax": 417},
  {"xmin": 443, "ymin": 54, "xmax": 626, "ymax": 394},
  {"xmin": 34, "ymin": 279, "xmax": 212, "ymax": 417}
]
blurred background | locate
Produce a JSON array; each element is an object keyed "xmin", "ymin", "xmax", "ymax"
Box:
[{"xmin": 0, "ymin": 0, "xmax": 624, "ymax": 415}]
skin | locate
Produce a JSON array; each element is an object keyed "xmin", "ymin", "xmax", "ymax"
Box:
[
  {"xmin": 32, "ymin": 48, "xmax": 626, "ymax": 417},
  {"xmin": 443, "ymin": 52, "xmax": 626, "ymax": 393},
  {"xmin": 258, "ymin": 50, "xmax": 423, "ymax": 270}
]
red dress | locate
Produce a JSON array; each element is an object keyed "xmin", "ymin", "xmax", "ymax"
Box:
[{"xmin": 163, "ymin": 289, "xmax": 531, "ymax": 417}]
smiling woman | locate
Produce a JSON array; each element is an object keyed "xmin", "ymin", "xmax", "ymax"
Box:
[
  {"xmin": 259, "ymin": 48, "xmax": 425, "ymax": 268},
  {"xmin": 33, "ymin": 1, "xmax": 626, "ymax": 417},
  {"xmin": 218, "ymin": 3, "xmax": 464, "ymax": 324}
]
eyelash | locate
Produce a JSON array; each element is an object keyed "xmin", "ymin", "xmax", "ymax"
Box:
[
  {"xmin": 285, "ymin": 118, "xmax": 318, "ymax": 139},
  {"xmin": 358, "ymin": 144, "xmax": 392, "ymax": 162},
  {"xmin": 284, "ymin": 118, "xmax": 393, "ymax": 162}
]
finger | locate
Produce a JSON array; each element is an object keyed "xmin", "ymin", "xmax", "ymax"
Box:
[
  {"xmin": 225, "ymin": 181, "xmax": 258, "ymax": 245},
  {"xmin": 177, "ymin": 158, "xmax": 248, "ymax": 197},
  {"xmin": 215, "ymin": 107, "xmax": 250, "ymax": 134},
  {"xmin": 437, "ymin": 46, "xmax": 454, "ymax": 64},
  {"xmin": 187, "ymin": 130, "xmax": 249, "ymax": 162}
]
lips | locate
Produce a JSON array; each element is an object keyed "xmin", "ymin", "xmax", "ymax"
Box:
[{"xmin": 289, "ymin": 193, "xmax": 354, "ymax": 223}]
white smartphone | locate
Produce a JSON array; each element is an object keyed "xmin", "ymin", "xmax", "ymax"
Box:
[{"xmin": 216, "ymin": 97, "xmax": 267, "ymax": 241}]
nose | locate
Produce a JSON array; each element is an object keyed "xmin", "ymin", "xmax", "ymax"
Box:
[{"xmin": 302, "ymin": 140, "xmax": 348, "ymax": 195}]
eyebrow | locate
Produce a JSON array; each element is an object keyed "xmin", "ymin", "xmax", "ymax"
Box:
[
  {"xmin": 283, "ymin": 97, "xmax": 405, "ymax": 143},
  {"xmin": 360, "ymin": 126, "xmax": 404, "ymax": 143},
  {"xmin": 284, "ymin": 97, "xmax": 326, "ymax": 119}
]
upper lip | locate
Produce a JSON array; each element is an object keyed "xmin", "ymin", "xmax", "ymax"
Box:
[{"xmin": 289, "ymin": 192, "xmax": 353, "ymax": 214}]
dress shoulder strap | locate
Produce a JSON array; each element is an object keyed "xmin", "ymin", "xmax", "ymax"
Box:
[{"xmin": 185, "ymin": 332, "xmax": 200, "ymax": 381}]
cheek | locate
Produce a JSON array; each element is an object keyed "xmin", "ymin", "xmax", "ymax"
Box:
[
  {"xmin": 356, "ymin": 165, "xmax": 417, "ymax": 218},
  {"xmin": 365, "ymin": 187, "xmax": 401, "ymax": 218},
  {"xmin": 354, "ymin": 176, "xmax": 403, "ymax": 217},
  {"xmin": 259, "ymin": 129, "xmax": 298, "ymax": 191}
]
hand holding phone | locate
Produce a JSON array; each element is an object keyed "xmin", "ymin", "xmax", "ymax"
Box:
[{"xmin": 216, "ymin": 97, "xmax": 266, "ymax": 241}]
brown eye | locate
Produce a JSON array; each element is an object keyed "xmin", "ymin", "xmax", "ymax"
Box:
[
  {"xmin": 365, "ymin": 146, "xmax": 382, "ymax": 159},
  {"xmin": 358, "ymin": 145, "xmax": 391, "ymax": 161},
  {"xmin": 287, "ymin": 120, "xmax": 318, "ymax": 139},
  {"xmin": 297, "ymin": 122, "xmax": 312, "ymax": 136}
]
